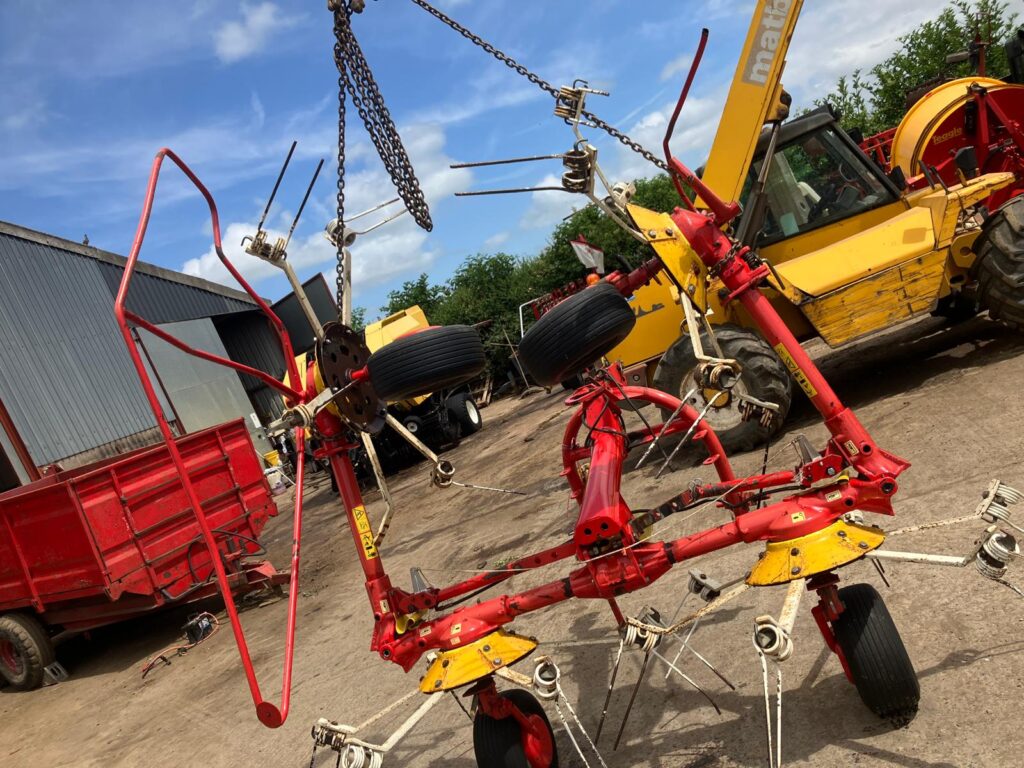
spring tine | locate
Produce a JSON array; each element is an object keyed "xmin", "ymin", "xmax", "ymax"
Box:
[
  {"xmin": 594, "ymin": 640, "xmax": 625, "ymax": 743},
  {"xmin": 612, "ymin": 651, "xmax": 652, "ymax": 750},
  {"xmin": 450, "ymin": 153, "xmax": 565, "ymax": 169},
  {"xmin": 656, "ymin": 391, "xmax": 727, "ymax": 479},
  {"xmin": 652, "ymin": 649, "xmax": 721, "ymax": 714},
  {"xmin": 258, "ymin": 140, "xmax": 297, "ymax": 232},
  {"xmin": 284, "ymin": 158, "xmax": 324, "ymax": 252},
  {"xmin": 635, "ymin": 387, "xmax": 698, "ymax": 470},
  {"xmin": 455, "ymin": 185, "xmax": 570, "ymax": 197}
]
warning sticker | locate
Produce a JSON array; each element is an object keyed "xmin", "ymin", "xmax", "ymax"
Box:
[
  {"xmin": 351, "ymin": 505, "xmax": 378, "ymax": 560},
  {"xmin": 773, "ymin": 343, "xmax": 818, "ymax": 398}
]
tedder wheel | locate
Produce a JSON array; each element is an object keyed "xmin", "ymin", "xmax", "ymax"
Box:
[
  {"xmin": 473, "ymin": 689, "xmax": 559, "ymax": 768},
  {"xmin": 652, "ymin": 324, "xmax": 792, "ymax": 452},
  {"xmin": 519, "ymin": 283, "xmax": 635, "ymax": 388},
  {"xmin": 447, "ymin": 392, "xmax": 483, "ymax": 435},
  {"xmin": 0, "ymin": 613, "xmax": 55, "ymax": 691},
  {"xmin": 832, "ymin": 583, "xmax": 920, "ymax": 724},
  {"xmin": 973, "ymin": 195, "xmax": 1024, "ymax": 330},
  {"xmin": 367, "ymin": 326, "xmax": 485, "ymax": 403}
]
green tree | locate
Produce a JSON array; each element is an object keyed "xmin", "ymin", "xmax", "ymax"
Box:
[
  {"xmin": 818, "ymin": 0, "xmax": 1020, "ymax": 134},
  {"xmin": 349, "ymin": 306, "xmax": 367, "ymax": 333},
  {"xmin": 380, "ymin": 273, "xmax": 447, "ymax": 318}
]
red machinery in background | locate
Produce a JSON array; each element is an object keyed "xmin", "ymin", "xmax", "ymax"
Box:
[{"xmin": 0, "ymin": 418, "xmax": 282, "ymax": 690}]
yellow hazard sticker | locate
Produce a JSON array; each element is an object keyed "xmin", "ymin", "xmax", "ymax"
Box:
[
  {"xmin": 351, "ymin": 505, "xmax": 378, "ymax": 560},
  {"xmin": 773, "ymin": 343, "xmax": 818, "ymax": 398}
]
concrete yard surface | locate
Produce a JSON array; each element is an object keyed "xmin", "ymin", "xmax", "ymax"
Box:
[{"xmin": 3, "ymin": 314, "xmax": 1024, "ymax": 768}]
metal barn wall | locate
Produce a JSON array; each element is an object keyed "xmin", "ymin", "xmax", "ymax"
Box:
[
  {"xmin": 213, "ymin": 312, "xmax": 288, "ymax": 425},
  {"xmin": 0, "ymin": 233, "xmax": 161, "ymax": 464},
  {"xmin": 137, "ymin": 319, "xmax": 272, "ymax": 456}
]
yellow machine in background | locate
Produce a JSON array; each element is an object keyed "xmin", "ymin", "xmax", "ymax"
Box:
[
  {"xmin": 363, "ymin": 306, "xmax": 484, "ymax": 456},
  {"xmin": 604, "ymin": 0, "xmax": 1023, "ymax": 453}
]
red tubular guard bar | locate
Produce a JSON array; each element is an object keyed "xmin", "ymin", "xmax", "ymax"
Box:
[{"xmin": 114, "ymin": 148, "xmax": 306, "ymax": 728}]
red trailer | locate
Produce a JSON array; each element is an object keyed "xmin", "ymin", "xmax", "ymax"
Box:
[{"xmin": 0, "ymin": 418, "xmax": 282, "ymax": 690}]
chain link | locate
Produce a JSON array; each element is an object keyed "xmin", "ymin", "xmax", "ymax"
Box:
[
  {"xmin": 331, "ymin": 2, "xmax": 433, "ymax": 307},
  {"xmin": 408, "ymin": 0, "xmax": 668, "ymax": 172}
]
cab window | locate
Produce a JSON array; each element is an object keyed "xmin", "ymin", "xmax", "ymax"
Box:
[{"xmin": 743, "ymin": 126, "xmax": 897, "ymax": 246}]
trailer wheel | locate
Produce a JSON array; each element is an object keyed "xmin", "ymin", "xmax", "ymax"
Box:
[
  {"xmin": 367, "ymin": 326, "xmax": 485, "ymax": 403},
  {"xmin": 447, "ymin": 392, "xmax": 483, "ymax": 435},
  {"xmin": 0, "ymin": 613, "xmax": 55, "ymax": 691},
  {"xmin": 973, "ymin": 196, "xmax": 1024, "ymax": 330},
  {"xmin": 473, "ymin": 689, "xmax": 559, "ymax": 768},
  {"xmin": 652, "ymin": 324, "xmax": 791, "ymax": 452},
  {"xmin": 832, "ymin": 584, "xmax": 920, "ymax": 725},
  {"xmin": 519, "ymin": 283, "xmax": 635, "ymax": 388}
]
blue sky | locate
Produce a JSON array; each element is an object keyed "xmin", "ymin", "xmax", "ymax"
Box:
[{"xmin": 0, "ymin": 0, "xmax": 947, "ymax": 319}]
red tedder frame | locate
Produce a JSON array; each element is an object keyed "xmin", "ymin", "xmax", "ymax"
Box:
[
  {"xmin": 115, "ymin": 149, "xmax": 308, "ymax": 728},
  {"xmin": 118, "ymin": 31, "xmax": 913, "ymax": 731}
]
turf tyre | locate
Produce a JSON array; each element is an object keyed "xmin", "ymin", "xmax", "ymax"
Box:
[
  {"xmin": 473, "ymin": 688, "xmax": 558, "ymax": 768},
  {"xmin": 367, "ymin": 326, "xmax": 485, "ymax": 402},
  {"xmin": 519, "ymin": 283, "xmax": 635, "ymax": 388},
  {"xmin": 832, "ymin": 583, "xmax": 920, "ymax": 724}
]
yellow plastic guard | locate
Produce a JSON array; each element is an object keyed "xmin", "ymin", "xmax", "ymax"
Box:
[
  {"xmin": 747, "ymin": 519, "xmax": 885, "ymax": 586},
  {"xmin": 419, "ymin": 629, "xmax": 537, "ymax": 693}
]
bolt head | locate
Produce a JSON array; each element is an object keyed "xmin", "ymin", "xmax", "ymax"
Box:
[
  {"xmin": 492, "ymin": 658, "xmax": 502, "ymax": 666},
  {"xmin": 791, "ymin": 566, "xmax": 801, "ymax": 575},
  {"xmin": 837, "ymin": 530, "xmax": 847, "ymax": 538},
  {"xmin": 665, "ymin": 228, "xmax": 675, "ymax": 236},
  {"xmin": 858, "ymin": 541, "xmax": 869, "ymax": 549},
  {"xmin": 647, "ymin": 229, "xmax": 658, "ymax": 238},
  {"xmin": 433, "ymin": 680, "xmax": 442, "ymax": 689},
  {"xmin": 790, "ymin": 547, "xmax": 800, "ymax": 556}
]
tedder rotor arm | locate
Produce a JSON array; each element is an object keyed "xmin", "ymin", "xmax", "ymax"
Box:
[{"xmin": 114, "ymin": 148, "xmax": 308, "ymax": 728}]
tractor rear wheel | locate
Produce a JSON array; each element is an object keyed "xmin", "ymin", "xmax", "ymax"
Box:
[
  {"xmin": 973, "ymin": 196, "xmax": 1024, "ymax": 330},
  {"xmin": 832, "ymin": 584, "xmax": 919, "ymax": 725},
  {"xmin": 652, "ymin": 324, "xmax": 791, "ymax": 453},
  {"xmin": 473, "ymin": 688, "xmax": 559, "ymax": 768},
  {"xmin": 0, "ymin": 613, "xmax": 55, "ymax": 690}
]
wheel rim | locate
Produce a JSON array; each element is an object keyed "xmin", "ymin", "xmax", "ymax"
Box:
[
  {"xmin": 681, "ymin": 375, "xmax": 749, "ymax": 432},
  {"xmin": 465, "ymin": 399, "xmax": 481, "ymax": 425},
  {"xmin": 0, "ymin": 638, "xmax": 23, "ymax": 677}
]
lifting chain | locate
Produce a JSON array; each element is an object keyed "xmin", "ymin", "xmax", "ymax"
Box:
[
  {"xmin": 330, "ymin": 0, "xmax": 432, "ymax": 307},
  {"xmin": 407, "ymin": 0, "xmax": 669, "ymax": 173}
]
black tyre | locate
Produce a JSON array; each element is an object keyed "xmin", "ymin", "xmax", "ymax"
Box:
[
  {"xmin": 519, "ymin": 283, "xmax": 635, "ymax": 388},
  {"xmin": 560, "ymin": 373, "xmax": 585, "ymax": 391},
  {"xmin": 0, "ymin": 613, "xmax": 55, "ymax": 691},
  {"xmin": 973, "ymin": 196, "xmax": 1024, "ymax": 329},
  {"xmin": 447, "ymin": 392, "xmax": 483, "ymax": 435},
  {"xmin": 367, "ymin": 326, "xmax": 485, "ymax": 403},
  {"xmin": 473, "ymin": 689, "xmax": 558, "ymax": 768},
  {"xmin": 832, "ymin": 583, "xmax": 920, "ymax": 724},
  {"xmin": 652, "ymin": 324, "xmax": 791, "ymax": 452}
]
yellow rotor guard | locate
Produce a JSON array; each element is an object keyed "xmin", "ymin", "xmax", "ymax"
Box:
[
  {"xmin": 419, "ymin": 629, "xmax": 538, "ymax": 693},
  {"xmin": 747, "ymin": 519, "xmax": 885, "ymax": 586}
]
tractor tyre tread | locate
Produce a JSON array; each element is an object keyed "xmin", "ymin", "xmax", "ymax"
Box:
[
  {"xmin": 652, "ymin": 324, "xmax": 792, "ymax": 452},
  {"xmin": 973, "ymin": 196, "xmax": 1024, "ymax": 330}
]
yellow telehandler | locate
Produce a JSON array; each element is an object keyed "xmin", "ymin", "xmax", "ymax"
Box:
[{"xmin": 604, "ymin": 0, "xmax": 1023, "ymax": 452}]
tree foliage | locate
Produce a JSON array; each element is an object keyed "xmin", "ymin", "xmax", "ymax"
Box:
[{"xmin": 818, "ymin": 0, "xmax": 1020, "ymax": 134}]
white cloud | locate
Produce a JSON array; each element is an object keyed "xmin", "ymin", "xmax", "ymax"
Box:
[
  {"xmin": 519, "ymin": 174, "xmax": 582, "ymax": 230},
  {"xmin": 214, "ymin": 2, "xmax": 301, "ymax": 64},
  {"xmin": 781, "ymin": 0, "xmax": 940, "ymax": 102},
  {"xmin": 484, "ymin": 231, "xmax": 510, "ymax": 249},
  {"xmin": 660, "ymin": 54, "xmax": 692, "ymax": 82},
  {"xmin": 250, "ymin": 91, "xmax": 265, "ymax": 129},
  {"xmin": 181, "ymin": 121, "xmax": 469, "ymax": 296}
]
